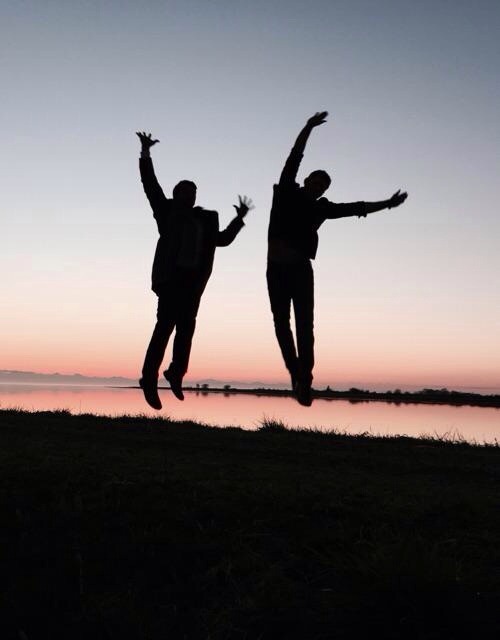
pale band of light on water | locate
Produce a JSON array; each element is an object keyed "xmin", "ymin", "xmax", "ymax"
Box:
[{"xmin": 1, "ymin": 385, "xmax": 499, "ymax": 445}]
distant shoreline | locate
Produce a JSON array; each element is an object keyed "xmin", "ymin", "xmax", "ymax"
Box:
[{"xmin": 119, "ymin": 385, "xmax": 500, "ymax": 409}]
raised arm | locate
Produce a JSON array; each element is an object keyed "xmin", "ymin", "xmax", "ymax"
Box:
[
  {"xmin": 217, "ymin": 195, "xmax": 254, "ymax": 247},
  {"xmin": 279, "ymin": 112, "xmax": 328, "ymax": 186},
  {"xmin": 324, "ymin": 189, "xmax": 408, "ymax": 219},
  {"xmin": 136, "ymin": 131, "xmax": 168, "ymax": 215}
]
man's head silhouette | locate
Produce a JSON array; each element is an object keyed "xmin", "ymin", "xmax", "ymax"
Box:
[
  {"xmin": 173, "ymin": 180, "xmax": 197, "ymax": 208},
  {"xmin": 303, "ymin": 170, "xmax": 331, "ymax": 200}
]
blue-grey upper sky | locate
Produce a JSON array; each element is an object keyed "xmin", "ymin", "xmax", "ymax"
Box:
[{"xmin": 2, "ymin": 0, "xmax": 499, "ymax": 388}]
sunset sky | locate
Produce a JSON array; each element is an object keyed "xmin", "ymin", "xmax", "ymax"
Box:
[{"xmin": 2, "ymin": 0, "xmax": 499, "ymax": 391}]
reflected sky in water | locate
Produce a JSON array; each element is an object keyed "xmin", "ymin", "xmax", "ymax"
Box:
[{"xmin": 1, "ymin": 385, "xmax": 499, "ymax": 445}]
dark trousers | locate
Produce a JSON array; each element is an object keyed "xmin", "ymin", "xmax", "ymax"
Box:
[
  {"xmin": 142, "ymin": 270, "xmax": 207, "ymax": 381},
  {"xmin": 266, "ymin": 259, "xmax": 314, "ymax": 385}
]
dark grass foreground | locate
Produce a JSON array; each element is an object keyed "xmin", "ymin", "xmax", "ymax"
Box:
[{"xmin": 0, "ymin": 410, "xmax": 499, "ymax": 639}]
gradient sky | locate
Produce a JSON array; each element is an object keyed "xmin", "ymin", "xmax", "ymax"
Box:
[{"xmin": 2, "ymin": 0, "xmax": 499, "ymax": 389}]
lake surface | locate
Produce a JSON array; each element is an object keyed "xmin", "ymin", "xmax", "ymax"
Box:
[{"xmin": 1, "ymin": 384, "xmax": 499, "ymax": 444}]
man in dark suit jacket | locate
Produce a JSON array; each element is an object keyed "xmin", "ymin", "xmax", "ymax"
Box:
[
  {"xmin": 137, "ymin": 131, "xmax": 253, "ymax": 410},
  {"xmin": 267, "ymin": 112, "xmax": 408, "ymax": 406}
]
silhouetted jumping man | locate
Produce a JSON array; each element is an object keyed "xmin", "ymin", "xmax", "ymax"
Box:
[
  {"xmin": 267, "ymin": 112, "xmax": 408, "ymax": 406},
  {"xmin": 137, "ymin": 131, "xmax": 253, "ymax": 410}
]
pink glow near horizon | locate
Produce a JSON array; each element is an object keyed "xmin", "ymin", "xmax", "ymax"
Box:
[{"xmin": 2, "ymin": 308, "xmax": 499, "ymax": 390}]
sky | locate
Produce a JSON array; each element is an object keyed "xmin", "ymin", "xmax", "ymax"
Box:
[{"xmin": 2, "ymin": 0, "xmax": 500, "ymax": 390}]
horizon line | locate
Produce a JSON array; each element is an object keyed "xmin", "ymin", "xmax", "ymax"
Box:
[{"xmin": 1, "ymin": 369, "xmax": 499, "ymax": 394}]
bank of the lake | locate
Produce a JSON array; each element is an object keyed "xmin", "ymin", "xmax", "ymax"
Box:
[
  {"xmin": 136, "ymin": 385, "xmax": 500, "ymax": 409},
  {"xmin": 1, "ymin": 409, "xmax": 499, "ymax": 639}
]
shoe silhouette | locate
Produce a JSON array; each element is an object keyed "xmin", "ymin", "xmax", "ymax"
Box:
[
  {"xmin": 164, "ymin": 369, "xmax": 184, "ymax": 401},
  {"xmin": 295, "ymin": 381, "xmax": 312, "ymax": 407},
  {"xmin": 139, "ymin": 378, "xmax": 162, "ymax": 410}
]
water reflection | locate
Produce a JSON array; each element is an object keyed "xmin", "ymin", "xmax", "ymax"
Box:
[{"xmin": 0, "ymin": 384, "xmax": 499, "ymax": 444}]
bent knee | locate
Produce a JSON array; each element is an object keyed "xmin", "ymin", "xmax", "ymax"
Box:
[{"xmin": 272, "ymin": 311, "xmax": 291, "ymax": 329}]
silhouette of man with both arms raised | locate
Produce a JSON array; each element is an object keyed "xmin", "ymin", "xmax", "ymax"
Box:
[
  {"xmin": 267, "ymin": 112, "xmax": 408, "ymax": 406},
  {"xmin": 137, "ymin": 131, "xmax": 253, "ymax": 410}
]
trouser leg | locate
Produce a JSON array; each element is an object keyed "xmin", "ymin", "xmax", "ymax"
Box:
[
  {"xmin": 169, "ymin": 291, "xmax": 203, "ymax": 377},
  {"xmin": 142, "ymin": 290, "xmax": 176, "ymax": 380},
  {"xmin": 266, "ymin": 263, "xmax": 299, "ymax": 378},
  {"xmin": 163, "ymin": 271, "xmax": 207, "ymax": 378},
  {"xmin": 292, "ymin": 261, "xmax": 315, "ymax": 385}
]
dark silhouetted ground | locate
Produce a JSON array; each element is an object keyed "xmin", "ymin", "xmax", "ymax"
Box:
[{"xmin": 1, "ymin": 409, "xmax": 498, "ymax": 639}]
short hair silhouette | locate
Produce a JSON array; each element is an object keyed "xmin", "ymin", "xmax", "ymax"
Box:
[
  {"xmin": 173, "ymin": 180, "xmax": 197, "ymax": 199},
  {"xmin": 306, "ymin": 170, "xmax": 331, "ymax": 187}
]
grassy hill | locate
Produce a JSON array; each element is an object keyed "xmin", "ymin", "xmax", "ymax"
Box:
[{"xmin": 1, "ymin": 409, "xmax": 498, "ymax": 639}]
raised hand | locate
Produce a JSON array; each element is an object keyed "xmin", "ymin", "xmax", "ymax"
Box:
[
  {"xmin": 307, "ymin": 111, "xmax": 328, "ymax": 128},
  {"xmin": 136, "ymin": 131, "xmax": 160, "ymax": 149},
  {"xmin": 233, "ymin": 195, "xmax": 254, "ymax": 219},
  {"xmin": 388, "ymin": 189, "xmax": 408, "ymax": 209}
]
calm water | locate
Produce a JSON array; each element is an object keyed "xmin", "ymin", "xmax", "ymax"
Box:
[{"xmin": 1, "ymin": 384, "xmax": 499, "ymax": 444}]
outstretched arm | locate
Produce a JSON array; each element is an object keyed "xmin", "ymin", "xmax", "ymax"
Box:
[
  {"xmin": 325, "ymin": 189, "xmax": 408, "ymax": 219},
  {"xmin": 217, "ymin": 195, "xmax": 254, "ymax": 247},
  {"xmin": 279, "ymin": 111, "xmax": 328, "ymax": 186},
  {"xmin": 136, "ymin": 131, "xmax": 168, "ymax": 214}
]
